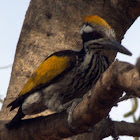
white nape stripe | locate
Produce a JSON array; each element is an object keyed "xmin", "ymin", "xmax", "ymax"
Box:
[{"xmin": 80, "ymin": 25, "xmax": 93, "ymax": 34}]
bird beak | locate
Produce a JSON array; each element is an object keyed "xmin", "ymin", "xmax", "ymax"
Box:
[{"xmin": 102, "ymin": 39, "xmax": 132, "ymax": 56}]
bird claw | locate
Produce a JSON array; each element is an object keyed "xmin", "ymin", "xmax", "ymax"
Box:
[{"xmin": 67, "ymin": 98, "xmax": 82, "ymax": 130}]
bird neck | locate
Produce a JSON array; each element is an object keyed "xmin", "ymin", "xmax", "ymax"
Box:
[
  {"xmin": 82, "ymin": 41, "xmax": 116, "ymax": 65},
  {"xmin": 78, "ymin": 47, "xmax": 110, "ymax": 87}
]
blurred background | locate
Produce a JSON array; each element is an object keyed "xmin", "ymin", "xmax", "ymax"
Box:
[{"xmin": 0, "ymin": 1, "xmax": 140, "ymax": 139}]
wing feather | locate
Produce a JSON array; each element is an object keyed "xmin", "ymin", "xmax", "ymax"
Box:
[
  {"xmin": 7, "ymin": 50, "xmax": 76, "ymax": 110},
  {"xmin": 19, "ymin": 53, "xmax": 74, "ymax": 97}
]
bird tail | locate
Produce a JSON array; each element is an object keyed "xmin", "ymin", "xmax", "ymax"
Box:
[
  {"xmin": 7, "ymin": 96, "xmax": 24, "ymax": 111},
  {"xmin": 5, "ymin": 107, "xmax": 25, "ymax": 129}
]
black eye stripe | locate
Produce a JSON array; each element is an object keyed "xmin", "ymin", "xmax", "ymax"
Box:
[
  {"xmin": 85, "ymin": 23, "xmax": 91, "ymax": 26},
  {"xmin": 82, "ymin": 31, "xmax": 103, "ymax": 43},
  {"xmin": 85, "ymin": 23, "xmax": 93, "ymax": 27}
]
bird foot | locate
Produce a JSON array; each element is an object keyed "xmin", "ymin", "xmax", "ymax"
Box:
[{"xmin": 67, "ymin": 98, "xmax": 82, "ymax": 130}]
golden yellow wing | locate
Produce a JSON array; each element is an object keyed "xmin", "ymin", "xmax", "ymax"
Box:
[{"xmin": 19, "ymin": 52, "xmax": 75, "ymax": 97}]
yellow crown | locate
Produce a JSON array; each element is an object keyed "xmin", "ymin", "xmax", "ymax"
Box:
[{"xmin": 84, "ymin": 15, "xmax": 111, "ymax": 29}]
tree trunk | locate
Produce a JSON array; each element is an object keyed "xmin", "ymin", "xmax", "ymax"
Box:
[{"xmin": 0, "ymin": 0, "xmax": 140, "ymax": 140}]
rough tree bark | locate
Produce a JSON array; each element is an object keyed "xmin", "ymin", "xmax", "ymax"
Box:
[{"xmin": 0, "ymin": 0, "xmax": 140, "ymax": 140}]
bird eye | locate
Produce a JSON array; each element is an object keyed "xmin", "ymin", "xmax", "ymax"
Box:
[
  {"xmin": 91, "ymin": 31, "xmax": 102, "ymax": 39},
  {"xmin": 86, "ymin": 23, "xmax": 89, "ymax": 26}
]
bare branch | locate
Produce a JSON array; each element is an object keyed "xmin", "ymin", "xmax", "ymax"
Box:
[
  {"xmin": 136, "ymin": 57, "xmax": 140, "ymax": 75},
  {"xmin": 0, "ymin": 65, "xmax": 12, "ymax": 69},
  {"xmin": 0, "ymin": 61, "xmax": 140, "ymax": 140},
  {"xmin": 117, "ymin": 94, "xmax": 134, "ymax": 103},
  {"xmin": 0, "ymin": 98, "xmax": 3, "ymax": 103},
  {"xmin": 92, "ymin": 119, "xmax": 140, "ymax": 139}
]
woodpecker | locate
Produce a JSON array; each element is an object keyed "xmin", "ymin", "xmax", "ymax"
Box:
[{"xmin": 6, "ymin": 15, "xmax": 132, "ymax": 129}]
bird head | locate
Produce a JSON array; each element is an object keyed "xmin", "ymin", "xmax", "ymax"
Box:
[{"xmin": 80, "ymin": 15, "xmax": 132, "ymax": 56}]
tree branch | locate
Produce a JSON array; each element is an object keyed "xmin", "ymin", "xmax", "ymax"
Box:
[
  {"xmin": 0, "ymin": 65, "xmax": 12, "ymax": 69},
  {"xmin": 117, "ymin": 94, "xmax": 134, "ymax": 103},
  {"xmin": 0, "ymin": 60, "xmax": 140, "ymax": 140},
  {"xmin": 1, "ymin": 0, "xmax": 140, "ymax": 140},
  {"xmin": 0, "ymin": 99, "xmax": 3, "ymax": 103},
  {"xmin": 91, "ymin": 119, "xmax": 140, "ymax": 139}
]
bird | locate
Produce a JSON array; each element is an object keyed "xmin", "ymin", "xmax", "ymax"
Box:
[{"xmin": 6, "ymin": 15, "xmax": 132, "ymax": 129}]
